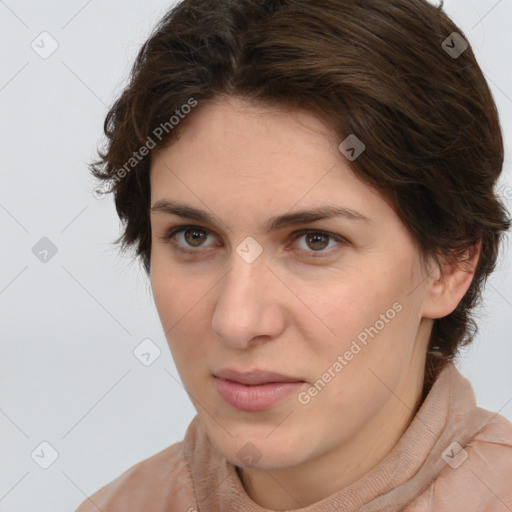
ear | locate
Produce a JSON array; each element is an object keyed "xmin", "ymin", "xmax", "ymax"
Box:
[{"xmin": 421, "ymin": 241, "xmax": 481, "ymax": 319}]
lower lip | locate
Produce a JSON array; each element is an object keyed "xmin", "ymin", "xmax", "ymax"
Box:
[{"xmin": 214, "ymin": 377, "xmax": 304, "ymax": 411}]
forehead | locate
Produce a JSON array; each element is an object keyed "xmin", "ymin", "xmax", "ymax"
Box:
[{"xmin": 149, "ymin": 96, "xmax": 391, "ymax": 229}]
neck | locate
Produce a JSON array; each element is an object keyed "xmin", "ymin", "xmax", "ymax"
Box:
[{"xmin": 237, "ymin": 338, "xmax": 429, "ymax": 509}]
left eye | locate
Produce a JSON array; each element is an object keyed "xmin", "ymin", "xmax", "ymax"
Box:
[
  {"xmin": 162, "ymin": 226, "xmax": 345, "ymax": 256},
  {"xmin": 292, "ymin": 230, "xmax": 341, "ymax": 253}
]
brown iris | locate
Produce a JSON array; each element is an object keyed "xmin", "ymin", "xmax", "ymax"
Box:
[
  {"xmin": 305, "ymin": 232, "xmax": 329, "ymax": 251},
  {"xmin": 184, "ymin": 228, "xmax": 208, "ymax": 247}
]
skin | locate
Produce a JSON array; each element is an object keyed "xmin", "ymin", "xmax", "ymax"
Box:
[{"xmin": 149, "ymin": 95, "xmax": 480, "ymax": 510}]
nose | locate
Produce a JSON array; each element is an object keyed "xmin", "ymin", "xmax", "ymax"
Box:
[{"xmin": 211, "ymin": 251, "xmax": 286, "ymax": 350}]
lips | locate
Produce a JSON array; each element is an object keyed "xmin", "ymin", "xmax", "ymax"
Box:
[
  {"xmin": 213, "ymin": 368, "xmax": 304, "ymax": 385},
  {"xmin": 212, "ymin": 368, "xmax": 306, "ymax": 411}
]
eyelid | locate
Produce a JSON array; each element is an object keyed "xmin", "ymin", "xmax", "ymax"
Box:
[
  {"xmin": 160, "ymin": 224, "xmax": 347, "ymax": 256},
  {"xmin": 160, "ymin": 225, "xmax": 221, "ymax": 252},
  {"xmin": 287, "ymin": 228, "xmax": 347, "ymax": 254}
]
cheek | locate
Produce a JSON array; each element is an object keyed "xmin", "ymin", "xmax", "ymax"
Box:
[
  {"xmin": 302, "ymin": 295, "xmax": 415, "ymax": 440},
  {"xmin": 320, "ymin": 281, "xmax": 422, "ymax": 405},
  {"xmin": 150, "ymin": 267, "xmax": 179, "ymax": 331},
  {"xmin": 312, "ymin": 282, "xmax": 389, "ymax": 354},
  {"xmin": 312, "ymin": 266, "xmax": 418, "ymax": 375},
  {"xmin": 150, "ymin": 249, "xmax": 201, "ymax": 326},
  {"xmin": 150, "ymin": 259, "xmax": 213, "ymax": 371}
]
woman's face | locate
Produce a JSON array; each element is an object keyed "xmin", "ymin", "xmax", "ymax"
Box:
[{"xmin": 149, "ymin": 95, "xmax": 434, "ymax": 471}]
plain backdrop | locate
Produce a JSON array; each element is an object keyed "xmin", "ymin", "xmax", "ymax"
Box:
[{"xmin": 0, "ymin": 1, "xmax": 511, "ymax": 511}]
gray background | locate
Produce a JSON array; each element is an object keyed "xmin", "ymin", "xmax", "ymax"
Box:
[{"xmin": 0, "ymin": 1, "xmax": 511, "ymax": 511}]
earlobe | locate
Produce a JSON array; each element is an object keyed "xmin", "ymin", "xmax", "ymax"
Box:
[{"xmin": 421, "ymin": 241, "xmax": 481, "ymax": 320}]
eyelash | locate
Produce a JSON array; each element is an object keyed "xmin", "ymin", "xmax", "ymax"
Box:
[{"xmin": 158, "ymin": 225, "xmax": 348, "ymax": 258}]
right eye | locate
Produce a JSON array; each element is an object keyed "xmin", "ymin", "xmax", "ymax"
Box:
[{"xmin": 161, "ymin": 225, "xmax": 221, "ymax": 254}]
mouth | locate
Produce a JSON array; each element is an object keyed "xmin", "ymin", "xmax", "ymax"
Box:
[{"xmin": 213, "ymin": 368, "xmax": 306, "ymax": 411}]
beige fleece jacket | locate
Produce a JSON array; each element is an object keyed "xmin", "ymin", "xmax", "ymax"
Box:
[{"xmin": 75, "ymin": 363, "xmax": 512, "ymax": 511}]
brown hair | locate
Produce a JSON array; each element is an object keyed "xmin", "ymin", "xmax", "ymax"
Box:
[{"xmin": 91, "ymin": 0, "xmax": 511, "ymax": 396}]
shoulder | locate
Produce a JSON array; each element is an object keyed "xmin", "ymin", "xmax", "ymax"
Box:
[
  {"xmin": 414, "ymin": 410, "xmax": 512, "ymax": 511},
  {"xmin": 454, "ymin": 411, "xmax": 512, "ymax": 504},
  {"xmin": 74, "ymin": 439, "xmax": 196, "ymax": 511}
]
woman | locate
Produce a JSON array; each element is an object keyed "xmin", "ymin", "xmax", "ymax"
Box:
[{"xmin": 76, "ymin": 0, "xmax": 512, "ymax": 510}]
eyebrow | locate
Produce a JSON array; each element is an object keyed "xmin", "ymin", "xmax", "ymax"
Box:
[{"xmin": 150, "ymin": 199, "xmax": 373, "ymax": 231}]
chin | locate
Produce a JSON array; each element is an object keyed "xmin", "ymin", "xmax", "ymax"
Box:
[{"xmin": 211, "ymin": 430, "xmax": 307, "ymax": 471}]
